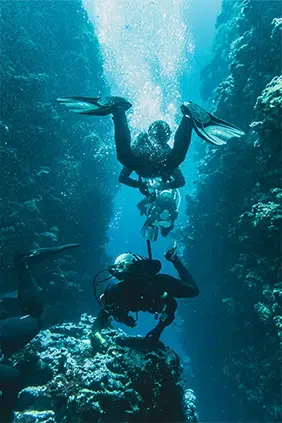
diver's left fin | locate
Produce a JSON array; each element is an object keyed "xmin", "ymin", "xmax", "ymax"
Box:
[
  {"xmin": 23, "ymin": 243, "xmax": 80, "ymax": 262},
  {"xmin": 182, "ymin": 101, "xmax": 245, "ymax": 145},
  {"xmin": 57, "ymin": 97, "xmax": 101, "ymax": 115},
  {"xmin": 193, "ymin": 120, "xmax": 245, "ymax": 145}
]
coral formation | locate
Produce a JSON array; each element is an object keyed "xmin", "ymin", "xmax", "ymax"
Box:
[
  {"xmin": 9, "ymin": 315, "xmax": 198, "ymax": 423},
  {"xmin": 0, "ymin": 0, "xmax": 117, "ymax": 322},
  {"xmin": 180, "ymin": 1, "xmax": 282, "ymax": 422}
]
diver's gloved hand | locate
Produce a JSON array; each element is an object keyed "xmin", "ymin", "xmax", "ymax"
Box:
[
  {"xmin": 145, "ymin": 322, "xmax": 165, "ymax": 342},
  {"xmin": 165, "ymin": 246, "xmax": 177, "ymax": 263}
]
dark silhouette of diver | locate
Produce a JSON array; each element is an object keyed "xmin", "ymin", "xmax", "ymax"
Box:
[
  {"xmin": 57, "ymin": 96, "xmax": 245, "ymax": 195},
  {"xmin": 138, "ymin": 189, "xmax": 180, "ymax": 241},
  {"xmin": 0, "ymin": 243, "xmax": 79, "ymax": 421},
  {"xmin": 91, "ymin": 244, "xmax": 199, "ymax": 345}
]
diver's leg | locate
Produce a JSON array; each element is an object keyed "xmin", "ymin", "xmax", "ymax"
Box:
[
  {"xmin": 15, "ymin": 244, "xmax": 79, "ymax": 317},
  {"xmin": 14, "ymin": 255, "xmax": 43, "ymax": 318},
  {"xmin": 152, "ymin": 226, "xmax": 159, "ymax": 242},
  {"xmin": 0, "ymin": 245, "xmax": 79, "ymax": 359},
  {"xmin": 161, "ymin": 216, "xmax": 175, "ymax": 237},
  {"xmin": 0, "ymin": 364, "xmax": 21, "ymax": 422},
  {"xmin": 91, "ymin": 309, "xmax": 111, "ymax": 333},
  {"xmin": 161, "ymin": 226, "xmax": 172, "ymax": 238},
  {"xmin": 168, "ymin": 116, "xmax": 193, "ymax": 168},
  {"xmin": 0, "ymin": 390, "xmax": 17, "ymax": 422},
  {"xmin": 0, "ymin": 315, "xmax": 40, "ymax": 357},
  {"xmin": 0, "ymin": 255, "xmax": 42, "ymax": 360},
  {"xmin": 91, "ymin": 309, "xmax": 112, "ymax": 350},
  {"xmin": 112, "ymin": 111, "xmax": 136, "ymax": 167}
]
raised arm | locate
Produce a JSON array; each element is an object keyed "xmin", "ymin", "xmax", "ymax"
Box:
[
  {"xmin": 119, "ymin": 167, "xmax": 151, "ymax": 196},
  {"xmin": 164, "ymin": 248, "xmax": 199, "ymax": 297},
  {"xmin": 119, "ymin": 166, "xmax": 140, "ymax": 188},
  {"xmin": 145, "ymin": 254, "xmax": 199, "ymax": 342}
]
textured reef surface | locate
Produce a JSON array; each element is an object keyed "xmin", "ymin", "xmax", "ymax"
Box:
[
  {"xmin": 9, "ymin": 315, "xmax": 198, "ymax": 423},
  {"xmin": 0, "ymin": 0, "xmax": 116, "ymax": 322},
  {"xmin": 181, "ymin": 1, "xmax": 281, "ymax": 422}
]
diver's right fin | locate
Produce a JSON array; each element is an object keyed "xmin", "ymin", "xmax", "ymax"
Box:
[{"xmin": 57, "ymin": 96, "xmax": 132, "ymax": 116}]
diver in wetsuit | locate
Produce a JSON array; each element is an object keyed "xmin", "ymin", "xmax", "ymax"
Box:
[
  {"xmin": 138, "ymin": 189, "xmax": 179, "ymax": 241},
  {"xmin": 0, "ymin": 243, "xmax": 79, "ymax": 421},
  {"xmin": 91, "ymin": 245, "xmax": 199, "ymax": 344},
  {"xmin": 57, "ymin": 96, "xmax": 245, "ymax": 196}
]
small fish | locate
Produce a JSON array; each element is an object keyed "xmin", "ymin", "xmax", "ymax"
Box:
[
  {"xmin": 0, "ymin": 121, "xmax": 9, "ymax": 132},
  {"xmin": 36, "ymin": 168, "xmax": 51, "ymax": 176}
]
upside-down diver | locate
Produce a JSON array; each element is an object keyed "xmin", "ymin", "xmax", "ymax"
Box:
[
  {"xmin": 138, "ymin": 189, "xmax": 180, "ymax": 241},
  {"xmin": 57, "ymin": 96, "xmax": 245, "ymax": 196},
  {"xmin": 0, "ymin": 243, "xmax": 79, "ymax": 421}
]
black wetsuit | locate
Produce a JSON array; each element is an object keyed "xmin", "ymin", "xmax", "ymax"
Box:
[
  {"xmin": 0, "ymin": 244, "xmax": 78, "ymax": 421},
  {"xmin": 0, "ymin": 257, "xmax": 42, "ymax": 421},
  {"xmin": 93, "ymin": 256, "xmax": 198, "ymax": 340},
  {"xmin": 113, "ymin": 111, "xmax": 193, "ymax": 190}
]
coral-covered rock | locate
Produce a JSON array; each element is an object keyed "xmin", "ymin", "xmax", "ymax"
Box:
[
  {"xmin": 10, "ymin": 315, "xmax": 198, "ymax": 423},
  {"xmin": 180, "ymin": 1, "xmax": 282, "ymax": 422},
  {"xmin": 0, "ymin": 0, "xmax": 117, "ymax": 323}
]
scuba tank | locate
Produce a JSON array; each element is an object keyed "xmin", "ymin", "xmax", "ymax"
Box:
[{"xmin": 92, "ymin": 250, "xmax": 161, "ymax": 309}]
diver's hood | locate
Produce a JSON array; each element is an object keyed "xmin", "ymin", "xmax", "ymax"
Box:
[
  {"xmin": 109, "ymin": 252, "xmax": 161, "ymax": 280},
  {"xmin": 148, "ymin": 120, "xmax": 172, "ymax": 143}
]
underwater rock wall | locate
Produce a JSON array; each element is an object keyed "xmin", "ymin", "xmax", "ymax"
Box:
[
  {"xmin": 0, "ymin": 0, "xmax": 117, "ymax": 322},
  {"xmin": 181, "ymin": 1, "xmax": 281, "ymax": 422},
  {"xmin": 9, "ymin": 315, "xmax": 198, "ymax": 423}
]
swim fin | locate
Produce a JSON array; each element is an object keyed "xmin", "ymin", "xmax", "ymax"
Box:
[
  {"xmin": 17, "ymin": 243, "xmax": 80, "ymax": 264},
  {"xmin": 57, "ymin": 96, "xmax": 132, "ymax": 116},
  {"xmin": 181, "ymin": 101, "xmax": 245, "ymax": 145}
]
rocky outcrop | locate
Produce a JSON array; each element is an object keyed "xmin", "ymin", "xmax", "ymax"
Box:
[
  {"xmin": 200, "ymin": 0, "xmax": 244, "ymax": 104},
  {"xmin": 9, "ymin": 315, "xmax": 198, "ymax": 423},
  {"xmin": 0, "ymin": 0, "xmax": 117, "ymax": 322},
  {"xmin": 180, "ymin": 2, "xmax": 281, "ymax": 422}
]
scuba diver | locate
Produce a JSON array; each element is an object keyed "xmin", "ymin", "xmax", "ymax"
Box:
[
  {"xmin": 91, "ymin": 243, "xmax": 199, "ymax": 346},
  {"xmin": 0, "ymin": 243, "xmax": 79, "ymax": 421},
  {"xmin": 138, "ymin": 189, "xmax": 180, "ymax": 241},
  {"xmin": 57, "ymin": 96, "xmax": 245, "ymax": 196}
]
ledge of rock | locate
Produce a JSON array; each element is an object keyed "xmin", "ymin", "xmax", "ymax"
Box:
[{"xmin": 10, "ymin": 314, "xmax": 198, "ymax": 423}]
